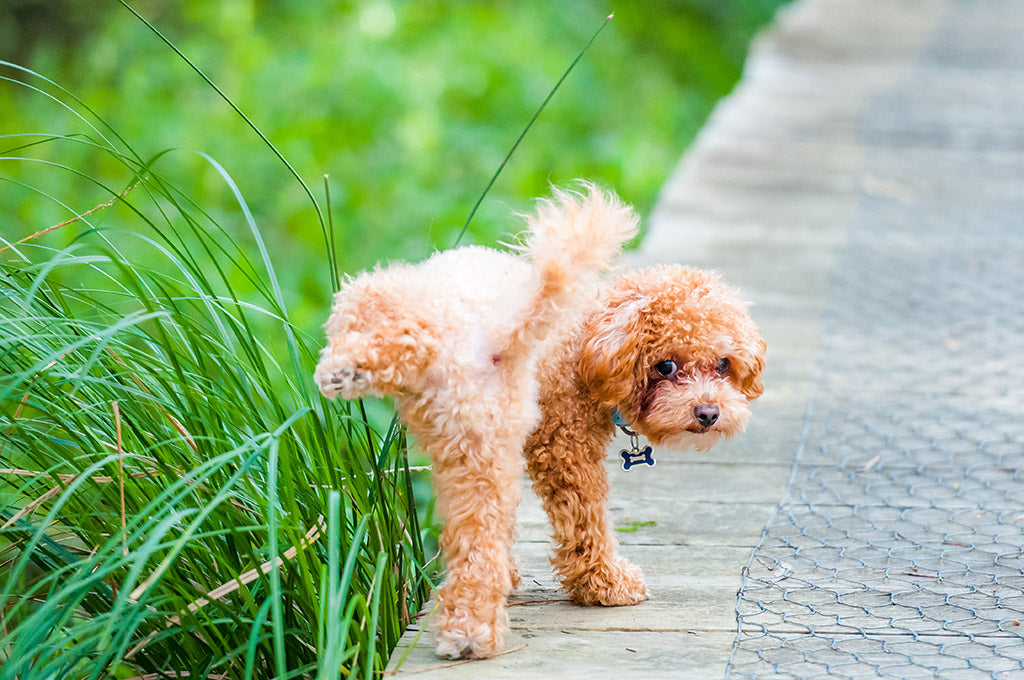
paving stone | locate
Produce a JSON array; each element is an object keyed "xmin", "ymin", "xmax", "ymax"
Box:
[
  {"xmin": 388, "ymin": 631, "xmax": 741, "ymax": 680},
  {"xmin": 512, "ymin": 543, "xmax": 754, "ymax": 593},
  {"xmin": 517, "ymin": 487, "xmax": 779, "ymax": 548}
]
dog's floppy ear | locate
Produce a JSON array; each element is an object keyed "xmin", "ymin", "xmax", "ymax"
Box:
[
  {"xmin": 736, "ymin": 334, "xmax": 767, "ymax": 400},
  {"xmin": 578, "ymin": 295, "xmax": 647, "ymax": 405}
]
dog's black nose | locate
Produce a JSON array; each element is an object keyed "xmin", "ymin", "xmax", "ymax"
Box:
[{"xmin": 694, "ymin": 405, "xmax": 720, "ymax": 428}]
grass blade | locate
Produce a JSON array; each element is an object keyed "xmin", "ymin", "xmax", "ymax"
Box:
[{"xmin": 453, "ymin": 12, "xmax": 614, "ymax": 246}]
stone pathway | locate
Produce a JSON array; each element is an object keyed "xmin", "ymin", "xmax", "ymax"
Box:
[{"xmin": 387, "ymin": 0, "xmax": 1024, "ymax": 676}]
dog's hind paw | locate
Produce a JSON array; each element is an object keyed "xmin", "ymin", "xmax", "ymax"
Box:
[
  {"xmin": 314, "ymin": 365, "xmax": 370, "ymax": 400},
  {"xmin": 433, "ymin": 626, "xmax": 501, "ymax": 660},
  {"xmin": 434, "ymin": 635, "xmax": 474, "ymax": 660}
]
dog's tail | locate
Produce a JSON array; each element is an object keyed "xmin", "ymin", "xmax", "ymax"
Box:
[{"xmin": 499, "ymin": 183, "xmax": 638, "ymax": 362}]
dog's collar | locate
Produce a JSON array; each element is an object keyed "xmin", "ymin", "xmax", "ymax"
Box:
[
  {"xmin": 612, "ymin": 407, "xmax": 632, "ymax": 431},
  {"xmin": 612, "ymin": 408, "xmax": 655, "ymax": 471}
]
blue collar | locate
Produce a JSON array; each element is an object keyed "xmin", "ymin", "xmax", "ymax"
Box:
[{"xmin": 612, "ymin": 407, "xmax": 629, "ymax": 429}]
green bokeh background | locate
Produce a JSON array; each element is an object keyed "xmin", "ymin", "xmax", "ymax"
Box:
[{"xmin": 1, "ymin": 0, "xmax": 787, "ymax": 331}]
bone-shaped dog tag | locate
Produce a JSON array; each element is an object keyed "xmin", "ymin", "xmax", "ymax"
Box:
[
  {"xmin": 613, "ymin": 408, "xmax": 655, "ymax": 471},
  {"xmin": 620, "ymin": 444, "xmax": 655, "ymax": 471}
]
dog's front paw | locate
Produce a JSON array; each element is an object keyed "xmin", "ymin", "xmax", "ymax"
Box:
[
  {"xmin": 567, "ymin": 556, "xmax": 648, "ymax": 607},
  {"xmin": 314, "ymin": 364, "xmax": 370, "ymax": 400}
]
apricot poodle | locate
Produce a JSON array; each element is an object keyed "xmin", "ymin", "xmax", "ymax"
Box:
[
  {"xmin": 314, "ymin": 185, "xmax": 766, "ymax": 660},
  {"xmin": 314, "ymin": 185, "xmax": 638, "ymax": 659}
]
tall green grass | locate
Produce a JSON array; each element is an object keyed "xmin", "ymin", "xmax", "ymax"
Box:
[
  {"xmin": 0, "ymin": 6, "xmax": 611, "ymax": 673},
  {"xmin": 0, "ymin": 61, "xmax": 433, "ymax": 678}
]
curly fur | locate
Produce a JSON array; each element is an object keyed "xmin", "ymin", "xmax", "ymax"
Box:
[
  {"xmin": 314, "ymin": 186, "xmax": 765, "ymax": 659},
  {"xmin": 525, "ymin": 265, "xmax": 766, "ymax": 607},
  {"xmin": 314, "ymin": 184, "xmax": 637, "ymax": 660}
]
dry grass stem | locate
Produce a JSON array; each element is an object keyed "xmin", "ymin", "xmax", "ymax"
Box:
[
  {"xmin": 0, "ymin": 485, "xmax": 63, "ymax": 530},
  {"xmin": 123, "ymin": 515, "xmax": 328, "ymax": 660},
  {"xmin": 0, "ymin": 178, "xmax": 144, "ymax": 254},
  {"xmin": 113, "ymin": 401, "xmax": 128, "ymax": 556}
]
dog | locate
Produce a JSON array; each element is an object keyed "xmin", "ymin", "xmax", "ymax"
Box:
[
  {"xmin": 314, "ymin": 185, "xmax": 638, "ymax": 659},
  {"xmin": 524, "ymin": 264, "xmax": 766, "ymax": 607}
]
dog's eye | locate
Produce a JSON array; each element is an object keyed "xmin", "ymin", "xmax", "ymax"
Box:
[
  {"xmin": 716, "ymin": 358, "xmax": 731, "ymax": 376},
  {"xmin": 655, "ymin": 360, "xmax": 677, "ymax": 378}
]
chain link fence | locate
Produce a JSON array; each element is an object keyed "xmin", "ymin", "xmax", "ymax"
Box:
[{"xmin": 726, "ymin": 5, "xmax": 1024, "ymax": 675}]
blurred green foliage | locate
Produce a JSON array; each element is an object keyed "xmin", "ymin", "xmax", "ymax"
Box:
[{"xmin": 1, "ymin": 0, "xmax": 787, "ymax": 330}]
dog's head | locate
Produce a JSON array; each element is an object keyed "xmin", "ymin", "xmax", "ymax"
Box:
[{"xmin": 578, "ymin": 265, "xmax": 765, "ymax": 453}]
